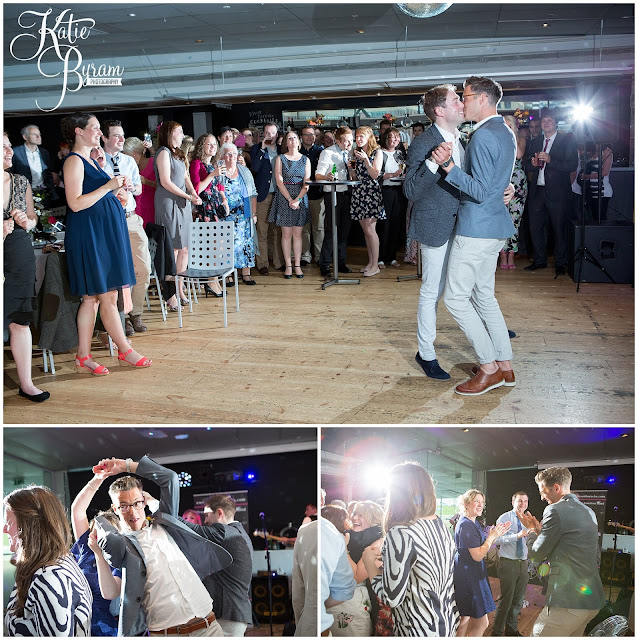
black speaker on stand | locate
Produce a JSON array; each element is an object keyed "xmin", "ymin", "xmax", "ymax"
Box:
[{"xmin": 568, "ymin": 222, "xmax": 634, "ymax": 284}]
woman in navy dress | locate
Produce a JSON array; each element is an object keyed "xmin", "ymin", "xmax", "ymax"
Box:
[
  {"xmin": 71, "ymin": 473, "xmax": 122, "ymax": 636},
  {"xmin": 62, "ymin": 113, "xmax": 151, "ymax": 373},
  {"xmin": 454, "ymin": 490, "xmax": 511, "ymax": 637},
  {"xmin": 268, "ymin": 131, "xmax": 310, "ymax": 279}
]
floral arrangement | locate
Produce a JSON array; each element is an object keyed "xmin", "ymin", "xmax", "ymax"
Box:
[
  {"xmin": 308, "ymin": 113, "xmax": 325, "ymax": 126},
  {"xmin": 383, "ymin": 113, "xmax": 395, "ymax": 122},
  {"xmin": 513, "ymin": 108, "xmax": 530, "ymax": 126},
  {"xmin": 32, "ymin": 189, "xmax": 65, "ymax": 232}
]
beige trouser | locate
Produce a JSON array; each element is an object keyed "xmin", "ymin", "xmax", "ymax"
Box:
[
  {"xmin": 149, "ymin": 619, "xmax": 224, "ymax": 637},
  {"xmin": 301, "ymin": 197, "xmax": 325, "ymax": 262},
  {"xmin": 532, "ymin": 605, "xmax": 598, "ymax": 636},
  {"xmin": 127, "ymin": 213, "xmax": 151, "ymax": 316},
  {"xmin": 255, "ymin": 193, "xmax": 283, "ymax": 269}
]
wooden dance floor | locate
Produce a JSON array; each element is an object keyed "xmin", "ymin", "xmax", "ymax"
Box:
[{"xmin": 4, "ymin": 248, "xmax": 634, "ymax": 424}]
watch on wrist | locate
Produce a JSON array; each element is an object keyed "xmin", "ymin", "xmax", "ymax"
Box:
[
  {"xmin": 126, "ymin": 458, "xmax": 132, "ymax": 473},
  {"xmin": 441, "ymin": 158, "xmax": 452, "ymax": 168}
]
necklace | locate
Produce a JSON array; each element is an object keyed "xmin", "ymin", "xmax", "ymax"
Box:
[{"xmin": 226, "ymin": 166, "xmax": 239, "ymax": 179}]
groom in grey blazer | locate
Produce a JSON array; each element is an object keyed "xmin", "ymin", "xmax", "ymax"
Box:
[
  {"xmin": 404, "ymin": 84, "xmax": 466, "ymax": 380},
  {"xmin": 518, "ymin": 467, "xmax": 605, "ymax": 636},
  {"xmin": 432, "ymin": 76, "xmax": 517, "ymax": 396}
]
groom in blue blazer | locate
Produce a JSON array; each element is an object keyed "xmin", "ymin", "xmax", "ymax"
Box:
[{"xmin": 432, "ymin": 76, "xmax": 516, "ymax": 396}]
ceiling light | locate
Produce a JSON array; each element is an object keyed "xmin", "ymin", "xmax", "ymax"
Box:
[
  {"xmin": 542, "ymin": 22, "xmax": 549, "ymax": 27},
  {"xmin": 128, "ymin": 12, "xmax": 136, "ymax": 17},
  {"xmin": 356, "ymin": 29, "xmax": 365, "ymax": 34},
  {"xmin": 621, "ymin": 433, "xmax": 628, "ymax": 437},
  {"xmin": 175, "ymin": 433, "xmax": 189, "ymax": 440},
  {"xmin": 195, "ymin": 39, "xmax": 203, "ymax": 43},
  {"xmin": 223, "ymin": 4, "xmax": 231, "ymax": 7},
  {"xmin": 463, "ymin": 428, "xmax": 470, "ymax": 432}
]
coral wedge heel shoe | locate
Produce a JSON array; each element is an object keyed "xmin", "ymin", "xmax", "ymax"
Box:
[
  {"xmin": 117, "ymin": 348, "xmax": 153, "ymax": 368},
  {"xmin": 75, "ymin": 354, "xmax": 109, "ymax": 376}
]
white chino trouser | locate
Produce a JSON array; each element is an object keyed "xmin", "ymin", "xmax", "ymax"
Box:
[{"xmin": 444, "ymin": 235, "xmax": 513, "ymax": 364}]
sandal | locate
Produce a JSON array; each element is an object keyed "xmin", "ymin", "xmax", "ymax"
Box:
[
  {"xmin": 294, "ymin": 265, "xmax": 304, "ymax": 279},
  {"xmin": 241, "ymin": 275, "xmax": 257, "ymax": 285},
  {"xmin": 499, "ymin": 250, "xmax": 508, "ymax": 270},
  {"xmin": 117, "ymin": 348, "xmax": 152, "ymax": 368},
  {"xmin": 76, "ymin": 354, "xmax": 109, "ymax": 376}
]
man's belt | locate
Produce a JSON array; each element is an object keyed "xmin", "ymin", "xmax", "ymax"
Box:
[{"xmin": 151, "ymin": 611, "xmax": 216, "ymax": 635}]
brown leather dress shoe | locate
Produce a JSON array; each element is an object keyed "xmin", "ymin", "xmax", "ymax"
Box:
[
  {"xmin": 471, "ymin": 365, "xmax": 515, "ymax": 386},
  {"xmin": 258, "ymin": 266, "xmax": 269, "ymax": 276},
  {"xmin": 455, "ymin": 368, "xmax": 505, "ymax": 396}
]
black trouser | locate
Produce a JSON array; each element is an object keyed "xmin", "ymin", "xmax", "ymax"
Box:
[
  {"xmin": 528, "ymin": 187, "xmax": 569, "ymax": 267},
  {"xmin": 493, "ymin": 557, "xmax": 529, "ymax": 635},
  {"xmin": 319, "ymin": 191, "xmax": 352, "ymax": 269},
  {"xmin": 378, "ymin": 186, "xmax": 402, "ymax": 263}
]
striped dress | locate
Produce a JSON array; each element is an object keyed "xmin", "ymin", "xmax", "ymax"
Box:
[
  {"xmin": 371, "ymin": 517, "xmax": 459, "ymax": 637},
  {"xmin": 5, "ymin": 554, "xmax": 93, "ymax": 636}
]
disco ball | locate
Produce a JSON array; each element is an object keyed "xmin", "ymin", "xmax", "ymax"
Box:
[
  {"xmin": 401, "ymin": 116, "xmax": 414, "ymax": 128},
  {"xmin": 396, "ymin": 3, "xmax": 453, "ymax": 18}
]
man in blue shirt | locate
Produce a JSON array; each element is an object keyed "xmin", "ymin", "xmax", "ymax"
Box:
[
  {"xmin": 320, "ymin": 517, "xmax": 356, "ymax": 633},
  {"xmin": 493, "ymin": 492, "xmax": 530, "ymax": 637}
]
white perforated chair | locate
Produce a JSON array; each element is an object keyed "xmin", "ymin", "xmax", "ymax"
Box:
[{"xmin": 176, "ymin": 221, "xmax": 239, "ymax": 328}]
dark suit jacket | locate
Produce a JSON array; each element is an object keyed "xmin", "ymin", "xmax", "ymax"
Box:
[
  {"xmin": 526, "ymin": 132, "xmax": 578, "ymax": 203},
  {"xmin": 181, "ymin": 520, "xmax": 254, "ymax": 624},
  {"xmin": 249, "ymin": 143, "xmax": 281, "ymax": 201},
  {"xmin": 404, "ymin": 124, "xmax": 462, "ymax": 247},
  {"xmin": 527, "ymin": 493, "xmax": 605, "ymax": 610},
  {"xmin": 11, "ymin": 144, "xmax": 57, "ymax": 197},
  {"xmin": 97, "ymin": 456, "xmax": 233, "ymax": 636}
]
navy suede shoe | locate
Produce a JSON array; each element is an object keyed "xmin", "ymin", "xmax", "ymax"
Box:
[{"xmin": 415, "ymin": 353, "xmax": 451, "ymax": 380}]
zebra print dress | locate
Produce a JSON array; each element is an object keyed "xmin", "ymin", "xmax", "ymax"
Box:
[
  {"xmin": 371, "ymin": 517, "xmax": 459, "ymax": 637},
  {"xmin": 5, "ymin": 554, "xmax": 93, "ymax": 636}
]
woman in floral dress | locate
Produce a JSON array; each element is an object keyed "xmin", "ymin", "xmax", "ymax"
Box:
[
  {"xmin": 501, "ymin": 116, "xmax": 528, "ymax": 269},
  {"xmin": 210, "ymin": 143, "xmax": 258, "ymax": 284},
  {"xmin": 349, "ymin": 126, "xmax": 385, "ymax": 277}
]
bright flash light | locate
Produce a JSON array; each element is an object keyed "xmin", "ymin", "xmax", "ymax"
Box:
[
  {"xmin": 573, "ymin": 104, "xmax": 594, "ymax": 120},
  {"xmin": 362, "ymin": 463, "xmax": 391, "ymax": 492}
]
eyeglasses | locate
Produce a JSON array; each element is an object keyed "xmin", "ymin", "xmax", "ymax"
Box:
[
  {"xmin": 461, "ymin": 93, "xmax": 480, "ymax": 102},
  {"xmin": 117, "ymin": 499, "xmax": 145, "ymax": 512}
]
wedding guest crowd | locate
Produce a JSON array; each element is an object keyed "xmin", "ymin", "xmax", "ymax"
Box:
[{"xmin": 322, "ymin": 463, "xmax": 602, "ymax": 637}]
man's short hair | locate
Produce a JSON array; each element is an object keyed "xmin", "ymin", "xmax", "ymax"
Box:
[
  {"xmin": 335, "ymin": 126, "xmax": 352, "ymax": 141},
  {"xmin": 102, "ymin": 120, "xmax": 123, "ymax": 138},
  {"xmin": 264, "ymin": 122, "xmax": 279, "ymax": 132},
  {"xmin": 535, "ymin": 467, "xmax": 572, "ymax": 489},
  {"xmin": 422, "ymin": 84, "xmax": 457, "ymax": 122},
  {"xmin": 540, "ymin": 108, "xmax": 557, "ymax": 121},
  {"xmin": 21, "ymin": 125, "xmax": 39, "ymax": 137},
  {"xmin": 412, "ymin": 122, "xmax": 425, "ymax": 131},
  {"xmin": 464, "ymin": 76, "xmax": 503, "ymax": 107},
  {"xmin": 301, "ymin": 126, "xmax": 315, "ymax": 135},
  {"xmin": 204, "ymin": 494, "xmax": 237, "ymax": 519},
  {"xmin": 108, "ymin": 475, "xmax": 143, "ymax": 501},
  {"xmin": 512, "ymin": 490, "xmax": 528, "ymax": 500}
]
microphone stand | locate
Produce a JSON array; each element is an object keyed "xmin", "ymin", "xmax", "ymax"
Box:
[
  {"xmin": 608, "ymin": 506, "xmax": 619, "ymax": 603},
  {"xmin": 259, "ymin": 511, "xmax": 274, "ymax": 636}
]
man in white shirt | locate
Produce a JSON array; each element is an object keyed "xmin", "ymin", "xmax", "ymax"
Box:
[
  {"xmin": 102, "ymin": 120, "xmax": 152, "ymax": 335},
  {"xmin": 525, "ymin": 109, "xmax": 578, "ymax": 276},
  {"xmin": 292, "ymin": 519, "xmax": 318, "ymax": 637},
  {"xmin": 315, "ymin": 127, "xmax": 355, "ymax": 277},
  {"xmin": 95, "ymin": 455, "xmax": 231, "ymax": 637},
  {"xmin": 11, "ymin": 125, "xmax": 59, "ymax": 203}
]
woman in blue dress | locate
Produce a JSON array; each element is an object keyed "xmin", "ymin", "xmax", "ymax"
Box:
[
  {"xmin": 268, "ymin": 131, "xmax": 310, "ymax": 279},
  {"xmin": 453, "ymin": 489, "xmax": 511, "ymax": 637},
  {"xmin": 62, "ymin": 112, "xmax": 152, "ymax": 372},
  {"xmin": 71, "ymin": 473, "xmax": 122, "ymax": 636},
  {"xmin": 211, "ymin": 143, "xmax": 258, "ymax": 284}
]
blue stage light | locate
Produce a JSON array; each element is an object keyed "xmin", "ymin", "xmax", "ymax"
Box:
[
  {"xmin": 246, "ymin": 472, "xmax": 256, "ymax": 481},
  {"xmin": 606, "ymin": 476, "xmax": 616, "ymax": 484}
]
